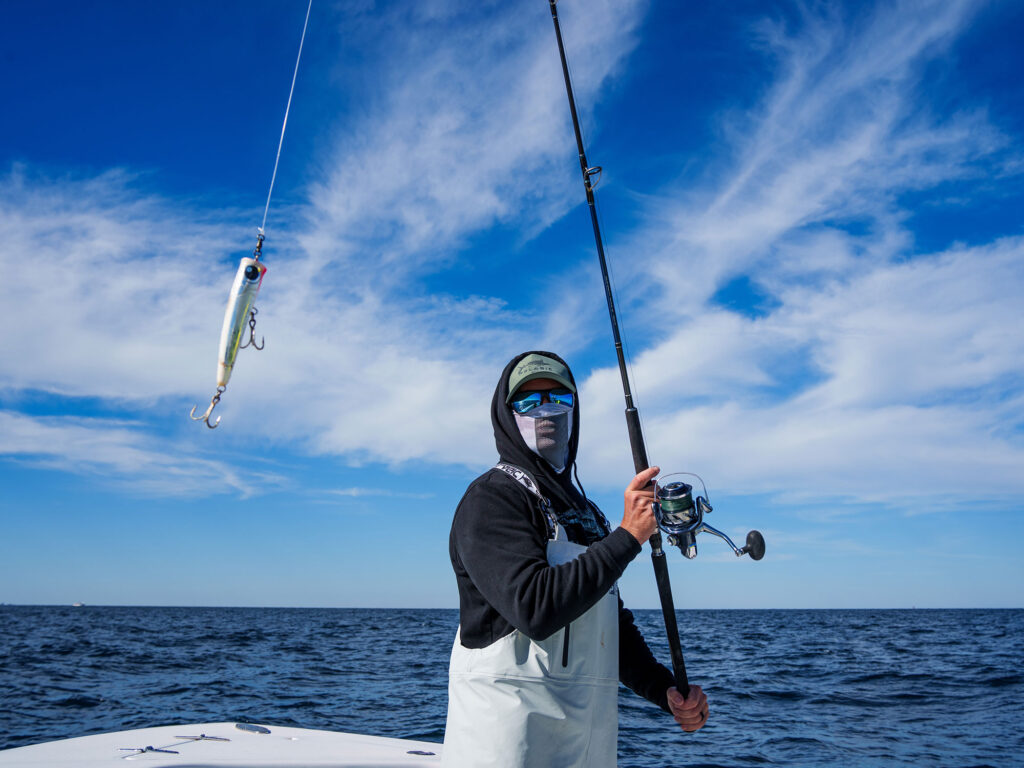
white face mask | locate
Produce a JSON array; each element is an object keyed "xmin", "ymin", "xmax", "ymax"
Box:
[{"xmin": 514, "ymin": 403, "xmax": 573, "ymax": 473}]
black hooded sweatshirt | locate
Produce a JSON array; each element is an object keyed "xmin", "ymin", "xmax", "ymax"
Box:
[{"xmin": 449, "ymin": 351, "xmax": 675, "ymax": 712}]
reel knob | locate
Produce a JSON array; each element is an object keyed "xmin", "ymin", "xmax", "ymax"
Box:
[{"xmin": 740, "ymin": 530, "xmax": 765, "ymax": 561}]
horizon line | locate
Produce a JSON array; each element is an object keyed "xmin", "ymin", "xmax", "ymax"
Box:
[{"xmin": 2, "ymin": 603, "xmax": 1021, "ymax": 610}]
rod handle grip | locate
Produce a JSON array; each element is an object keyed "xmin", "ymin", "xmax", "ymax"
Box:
[
  {"xmin": 625, "ymin": 407, "xmax": 649, "ymax": 473},
  {"xmin": 651, "ymin": 537, "xmax": 690, "ymax": 698}
]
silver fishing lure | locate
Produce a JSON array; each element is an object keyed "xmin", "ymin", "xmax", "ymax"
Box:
[
  {"xmin": 188, "ymin": 0, "xmax": 312, "ymax": 430},
  {"xmin": 190, "ymin": 234, "xmax": 267, "ymax": 428}
]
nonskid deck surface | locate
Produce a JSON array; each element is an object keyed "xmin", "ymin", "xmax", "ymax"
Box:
[{"xmin": 0, "ymin": 722, "xmax": 442, "ymax": 767}]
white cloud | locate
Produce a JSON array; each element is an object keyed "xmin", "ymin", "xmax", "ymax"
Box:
[
  {"xmin": 0, "ymin": 1, "xmax": 649, "ymax": 488},
  {"xmin": 635, "ymin": 0, "xmax": 998, "ymax": 303},
  {"xmin": 227, "ymin": 0, "xmax": 649, "ymax": 473},
  {"xmin": 2, "ymin": 0, "xmax": 1021, "ymax": 520},
  {"xmin": 321, "ymin": 487, "xmax": 433, "ymax": 500},
  {"xmin": 0, "ymin": 167, "xmax": 248, "ymax": 399},
  {"xmin": 574, "ymin": 0, "xmax": 1024, "ymax": 515},
  {"xmin": 0, "ymin": 410, "xmax": 273, "ymax": 497},
  {"xmin": 306, "ymin": 0, "xmax": 645, "ymax": 272}
]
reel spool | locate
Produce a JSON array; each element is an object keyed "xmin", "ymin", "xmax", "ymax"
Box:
[{"xmin": 653, "ymin": 473, "xmax": 765, "ymax": 561}]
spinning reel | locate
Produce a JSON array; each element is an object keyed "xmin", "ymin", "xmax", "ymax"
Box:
[{"xmin": 654, "ymin": 473, "xmax": 765, "ymax": 561}]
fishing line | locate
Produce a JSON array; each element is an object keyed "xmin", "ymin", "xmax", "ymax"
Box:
[
  {"xmin": 561, "ymin": 46, "xmax": 647, "ymax": 456},
  {"xmin": 594, "ymin": 193, "xmax": 654, "ymax": 453},
  {"xmin": 586, "ymin": 208, "xmax": 648, "ymax": 457},
  {"xmin": 260, "ymin": 0, "xmax": 314, "ymax": 235},
  {"xmin": 562, "ymin": 48, "xmax": 651, "ymax": 449},
  {"xmin": 190, "ymin": 2, "xmax": 313, "ymax": 429}
]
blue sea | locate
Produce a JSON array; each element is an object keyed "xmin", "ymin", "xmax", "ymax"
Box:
[{"xmin": 0, "ymin": 607, "xmax": 1020, "ymax": 766}]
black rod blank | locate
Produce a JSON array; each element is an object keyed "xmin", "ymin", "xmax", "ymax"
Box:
[{"xmin": 547, "ymin": 0, "xmax": 690, "ymax": 698}]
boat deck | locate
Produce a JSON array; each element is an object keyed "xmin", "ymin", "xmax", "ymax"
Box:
[{"xmin": 0, "ymin": 722, "xmax": 443, "ymax": 767}]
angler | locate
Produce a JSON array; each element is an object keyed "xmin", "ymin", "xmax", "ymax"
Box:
[
  {"xmin": 443, "ymin": 5, "xmax": 767, "ymax": 763},
  {"xmin": 443, "ymin": 352, "xmax": 709, "ymax": 768}
]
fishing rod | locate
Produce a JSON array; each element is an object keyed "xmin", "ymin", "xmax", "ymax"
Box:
[
  {"xmin": 190, "ymin": 0, "xmax": 313, "ymax": 429},
  {"xmin": 547, "ymin": 0, "xmax": 764, "ymax": 701}
]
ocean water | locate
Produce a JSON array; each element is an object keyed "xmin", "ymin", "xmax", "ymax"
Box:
[{"xmin": 0, "ymin": 607, "xmax": 1020, "ymax": 767}]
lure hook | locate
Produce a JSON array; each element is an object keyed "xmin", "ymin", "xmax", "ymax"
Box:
[
  {"xmin": 239, "ymin": 307, "xmax": 264, "ymax": 350},
  {"xmin": 189, "ymin": 386, "xmax": 226, "ymax": 429}
]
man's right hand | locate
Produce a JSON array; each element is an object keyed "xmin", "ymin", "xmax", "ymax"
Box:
[
  {"xmin": 668, "ymin": 685, "xmax": 708, "ymax": 732},
  {"xmin": 621, "ymin": 466, "xmax": 660, "ymax": 544}
]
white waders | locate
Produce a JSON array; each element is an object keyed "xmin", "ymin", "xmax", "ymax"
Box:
[{"xmin": 443, "ymin": 468, "xmax": 620, "ymax": 768}]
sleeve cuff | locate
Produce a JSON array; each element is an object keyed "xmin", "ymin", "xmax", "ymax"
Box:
[
  {"xmin": 606, "ymin": 526, "xmax": 644, "ymax": 562},
  {"xmin": 652, "ymin": 666, "xmax": 676, "ymax": 713}
]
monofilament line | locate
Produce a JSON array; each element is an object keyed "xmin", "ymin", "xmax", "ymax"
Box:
[{"xmin": 261, "ymin": 0, "xmax": 313, "ymax": 233}]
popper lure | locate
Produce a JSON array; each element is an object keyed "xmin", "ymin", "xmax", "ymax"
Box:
[
  {"xmin": 189, "ymin": 0, "xmax": 312, "ymax": 429},
  {"xmin": 189, "ymin": 235, "xmax": 268, "ymax": 428}
]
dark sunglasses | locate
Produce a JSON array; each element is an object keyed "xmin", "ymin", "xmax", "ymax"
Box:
[{"xmin": 510, "ymin": 388, "xmax": 574, "ymax": 414}]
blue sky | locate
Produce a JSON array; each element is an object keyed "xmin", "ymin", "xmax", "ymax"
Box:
[{"xmin": 2, "ymin": 0, "xmax": 1022, "ymax": 609}]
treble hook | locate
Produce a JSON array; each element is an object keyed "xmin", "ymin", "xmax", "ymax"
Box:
[
  {"xmin": 189, "ymin": 386, "xmax": 225, "ymax": 429},
  {"xmin": 239, "ymin": 307, "xmax": 264, "ymax": 350}
]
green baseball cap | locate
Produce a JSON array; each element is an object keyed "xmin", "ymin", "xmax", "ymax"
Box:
[{"xmin": 506, "ymin": 354, "xmax": 576, "ymax": 403}]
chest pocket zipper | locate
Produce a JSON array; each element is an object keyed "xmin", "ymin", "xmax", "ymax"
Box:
[{"xmin": 561, "ymin": 623, "xmax": 570, "ymax": 667}]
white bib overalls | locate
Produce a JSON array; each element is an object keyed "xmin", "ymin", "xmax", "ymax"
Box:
[{"xmin": 442, "ymin": 522, "xmax": 620, "ymax": 768}]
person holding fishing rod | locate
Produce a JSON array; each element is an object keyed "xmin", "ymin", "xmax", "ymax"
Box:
[{"xmin": 442, "ymin": 352, "xmax": 708, "ymax": 768}]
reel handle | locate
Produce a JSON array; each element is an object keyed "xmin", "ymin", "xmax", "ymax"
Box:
[{"xmin": 741, "ymin": 530, "xmax": 766, "ymax": 561}]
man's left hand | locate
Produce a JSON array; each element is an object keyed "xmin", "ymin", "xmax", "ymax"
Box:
[{"xmin": 667, "ymin": 685, "xmax": 708, "ymax": 733}]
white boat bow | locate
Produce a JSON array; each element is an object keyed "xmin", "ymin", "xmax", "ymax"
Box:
[{"xmin": 0, "ymin": 722, "xmax": 442, "ymax": 767}]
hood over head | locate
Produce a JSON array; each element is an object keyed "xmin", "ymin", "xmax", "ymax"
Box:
[{"xmin": 492, "ymin": 351, "xmax": 584, "ymax": 510}]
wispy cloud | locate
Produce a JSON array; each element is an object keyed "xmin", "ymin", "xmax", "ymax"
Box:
[
  {"xmin": 647, "ymin": 0, "xmax": 998, "ymax": 296},
  {"xmin": 244, "ymin": 0, "xmax": 648, "ymax": 465},
  {"xmin": 0, "ymin": 1, "xmax": 648, "ymax": 489},
  {"xmin": 2, "ymin": 0, "xmax": 1020, "ymax": 518},
  {"xmin": 577, "ymin": 0, "xmax": 1024, "ymax": 513},
  {"xmin": 306, "ymin": 0, "xmax": 645, "ymax": 272},
  {"xmin": 322, "ymin": 487, "xmax": 433, "ymax": 500},
  {"xmin": 0, "ymin": 410, "xmax": 276, "ymax": 497},
  {"xmin": 0, "ymin": 167, "xmax": 246, "ymax": 399}
]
